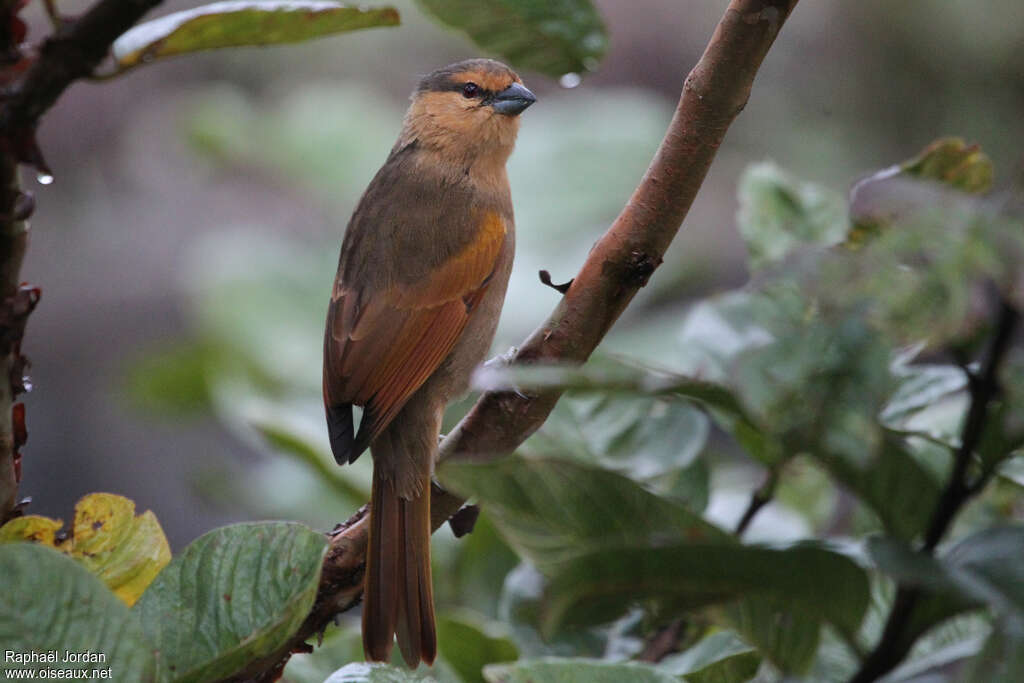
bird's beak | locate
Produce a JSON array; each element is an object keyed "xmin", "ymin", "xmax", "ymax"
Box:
[{"xmin": 492, "ymin": 83, "xmax": 536, "ymax": 116}]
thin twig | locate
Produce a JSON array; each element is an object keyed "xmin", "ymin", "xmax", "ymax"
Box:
[
  {"xmin": 923, "ymin": 298, "xmax": 1019, "ymax": 550},
  {"xmin": 234, "ymin": 1, "xmax": 802, "ymax": 678},
  {"xmin": 735, "ymin": 468, "xmax": 779, "ymax": 537},
  {"xmin": 849, "ymin": 296, "xmax": 1019, "ymax": 683},
  {"xmin": 637, "ymin": 619, "xmax": 687, "ymax": 663}
]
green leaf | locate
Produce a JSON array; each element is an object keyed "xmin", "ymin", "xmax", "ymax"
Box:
[
  {"xmin": 721, "ymin": 596, "xmax": 822, "ymax": 674},
  {"xmin": 732, "ymin": 313, "xmax": 894, "ymax": 468},
  {"xmin": 943, "ymin": 526, "xmax": 1024, "ymax": 616},
  {"xmin": 868, "ymin": 537, "xmax": 970, "ymax": 598},
  {"xmin": 483, "ymin": 658, "xmax": 680, "ymax": 683},
  {"xmin": 658, "ymin": 630, "xmax": 760, "ymax": 682},
  {"xmin": 496, "ymin": 562, "xmax": 607, "ymax": 658},
  {"xmin": 479, "ymin": 351, "xmax": 769, "ymax": 475},
  {"xmin": 112, "ymin": 2, "xmax": 399, "ymax": 70},
  {"xmin": 736, "ymin": 161, "xmax": 849, "ymax": 270},
  {"xmin": 673, "ymin": 293, "xmax": 775, "ymax": 382},
  {"xmin": 965, "ymin": 623, "xmax": 1024, "ymax": 683},
  {"xmin": 324, "ymin": 662, "xmax": 442, "ymax": 682},
  {"xmin": 868, "ymin": 537, "xmax": 983, "ymax": 649},
  {"xmin": 414, "ymin": 0, "xmax": 607, "ymax": 78},
  {"xmin": 887, "ymin": 614, "xmax": 988, "ymax": 682},
  {"xmin": 281, "ymin": 625, "xmax": 364, "ymax": 683},
  {"xmin": 437, "ymin": 455, "xmax": 729, "ymax": 573},
  {"xmin": 543, "ymin": 541, "xmax": 870, "ymax": 640},
  {"xmin": 437, "ymin": 512, "xmax": 520, "ymax": 619},
  {"xmin": 0, "ymin": 543, "xmax": 156, "ymax": 679},
  {"xmin": 978, "ymin": 352, "xmax": 1024, "ymax": 470},
  {"xmin": 822, "ymin": 435, "xmax": 942, "ymax": 540},
  {"xmin": 520, "ymin": 392, "xmax": 710, "ymax": 506},
  {"xmin": 869, "ymin": 527, "xmax": 1024, "ymax": 668},
  {"xmin": 436, "ymin": 610, "xmax": 518, "ymax": 683},
  {"xmin": 134, "ymin": 521, "xmax": 327, "ymax": 682},
  {"xmin": 881, "ymin": 362, "xmax": 966, "ymax": 430}
]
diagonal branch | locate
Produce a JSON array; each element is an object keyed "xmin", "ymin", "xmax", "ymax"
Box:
[{"xmin": 239, "ymin": 1, "xmax": 801, "ymax": 679}]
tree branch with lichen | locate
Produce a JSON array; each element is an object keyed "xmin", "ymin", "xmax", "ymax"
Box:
[{"xmin": 239, "ymin": 1, "xmax": 801, "ymax": 678}]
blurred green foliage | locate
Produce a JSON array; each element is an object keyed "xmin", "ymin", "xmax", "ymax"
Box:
[{"xmin": 412, "ymin": 0, "xmax": 606, "ymax": 77}]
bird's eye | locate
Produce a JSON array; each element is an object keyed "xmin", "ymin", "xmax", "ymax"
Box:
[{"xmin": 461, "ymin": 82, "xmax": 480, "ymax": 98}]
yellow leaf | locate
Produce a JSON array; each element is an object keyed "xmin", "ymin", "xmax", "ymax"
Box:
[
  {"xmin": 900, "ymin": 137, "xmax": 994, "ymax": 195},
  {"xmin": 0, "ymin": 515, "xmax": 67, "ymax": 549},
  {"xmin": 0, "ymin": 493, "xmax": 171, "ymax": 605}
]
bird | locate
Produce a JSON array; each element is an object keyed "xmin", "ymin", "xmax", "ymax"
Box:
[{"xmin": 322, "ymin": 59, "xmax": 535, "ymax": 667}]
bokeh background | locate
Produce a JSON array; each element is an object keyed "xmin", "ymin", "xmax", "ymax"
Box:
[{"xmin": 17, "ymin": 0, "xmax": 1024, "ymax": 550}]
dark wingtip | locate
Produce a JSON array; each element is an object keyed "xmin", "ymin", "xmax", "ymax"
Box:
[
  {"xmin": 326, "ymin": 403, "xmax": 363, "ymax": 465},
  {"xmin": 421, "ymin": 631, "xmax": 437, "ymax": 666},
  {"xmin": 362, "ymin": 635, "xmax": 394, "ymax": 664}
]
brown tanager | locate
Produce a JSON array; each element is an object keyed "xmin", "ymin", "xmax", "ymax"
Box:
[{"xmin": 323, "ymin": 59, "xmax": 535, "ymax": 667}]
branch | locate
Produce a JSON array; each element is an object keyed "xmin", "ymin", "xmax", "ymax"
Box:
[
  {"xmin": 0, "ymin": 156, "xmax": 27, "ymax": 522},
  {"xmin": 0, "ymin": 0, "xmax": 162, "ymax": 522},
  {"xmin": 238, "ymin": 1, "xmax": 800, "ymax": 678},
  {"xmin": 0, "ymin": 0, "xmax": 161, "ymax": 140},
  {"xmin": 734, "ymin": 468, "xmax": 779, "ymax": 537},
  {"xmin": 849, "ymin": 296, "xmax": 1020, "ymax": 683}
]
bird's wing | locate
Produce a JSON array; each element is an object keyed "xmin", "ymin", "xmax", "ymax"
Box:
[{"xmin": 324, "ymin": 211, "xmax": 507, "ymax": 457}]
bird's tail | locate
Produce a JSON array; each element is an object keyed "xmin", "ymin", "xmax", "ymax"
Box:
[{"xmin": 363, "ymin": 464, "xmax": 437, "ymax": 667}]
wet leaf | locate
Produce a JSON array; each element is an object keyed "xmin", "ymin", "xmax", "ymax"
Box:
[
  {"xmin": 324, "ymin": 662, "xmax": 442, "ymax": 682},
  {"xmin": 134, "ymin": 521, "xmax": 326, "ymax": 681},
  {"xmin": 112, "ymin": 1, "xmax": 399, "ymax": 70},
  {"xmin": 0, "ymin": 543, "xmax": 156, "ymax": 679},
  {"xmin": 437, "ymin": 455, "xmax": 729, "ymax": 573},
  {"xmin": 721, "ymin": 596, "xmax": 821, "ymax": 674},
  {"xmin": 520, "ymin": 392, "xmax": 709, "ymax": 505},
  {"xmin": 658, "ymin": 630, "xmax": 760, "ymax": 682},
  {"xmin": 483, "ymin": 658, "xmax": 679, "ymax": 683},
  {"xmin": 437, "ymin": 610, "xmax": 518, "ymax": 683},
  {"xmin": 737, "ymin": 161, "xmax": 849, "ymax": 270},
  {"xmin": 497, "ymin": 562, "xmax": 607, "ymax": 658},
  {"xmin": 822, "ymin": 435, "xmax": 942, "ymax": 540},
  {"xmin": 414, "ymin": 0, "xmax": 607, "ymax": 78},
  {"xmin": 542, "ymin": 541, "xmax": 869, "ymax": 640}
]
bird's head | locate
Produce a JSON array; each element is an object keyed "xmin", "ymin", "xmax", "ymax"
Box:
[{"xmin": 400, "ymin": 59, "xmax": 535, "ymax": 167}]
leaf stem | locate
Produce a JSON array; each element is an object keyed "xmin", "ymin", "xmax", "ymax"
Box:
[{"xmin": 735, "ymin": 468, "xmax": 779, "ymax": 537}]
